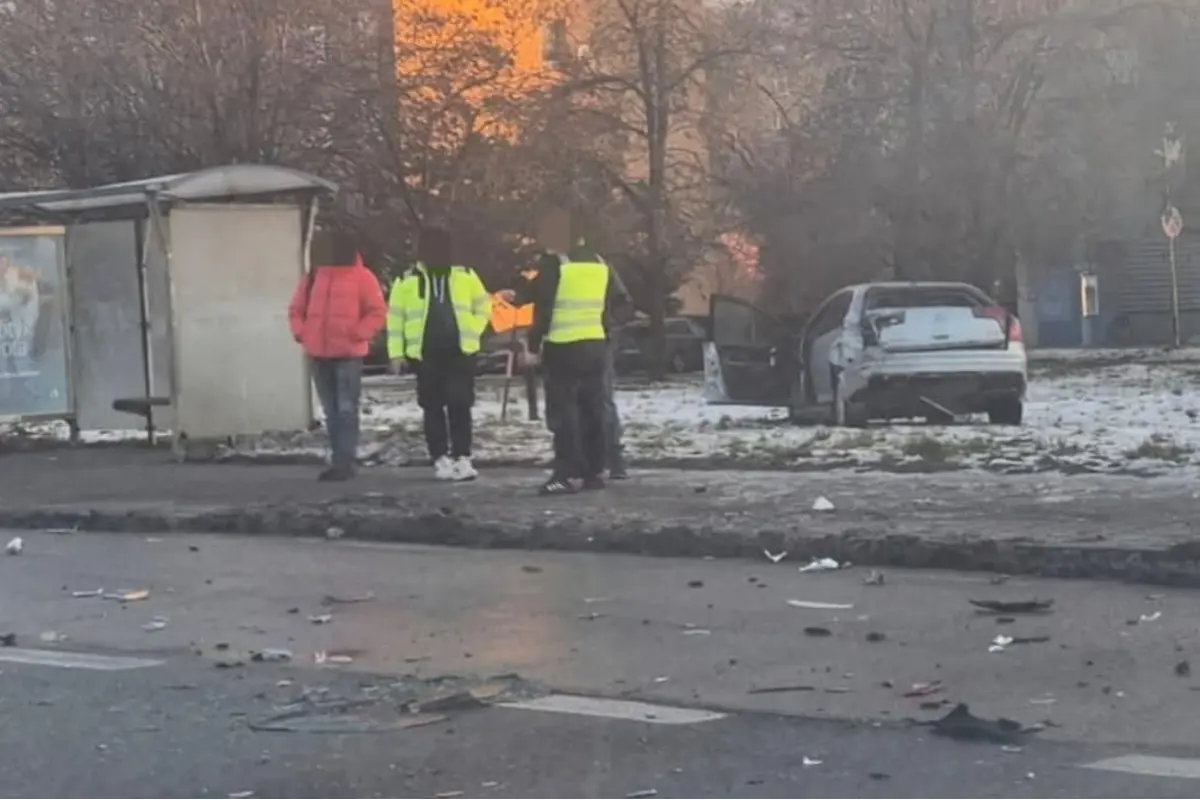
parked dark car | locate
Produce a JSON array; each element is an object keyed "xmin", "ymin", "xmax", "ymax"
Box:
[{"xmin": 614, "ymin": 316, "xmax": 707, "ymax": 375}]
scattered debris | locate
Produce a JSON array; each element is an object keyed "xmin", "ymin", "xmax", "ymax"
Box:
[
  {"xmin": 652, "ymin": 676, "xmax": 670, "ymax": 684},
  {"xmin": 686, "ymin": 579, "xmax": 704, "ymax": 588},
  {"xmin": 865, "ymin": 631, "xmax": 887, "ymax": 643},
  {"xmin": 989, "ymin": 635, "xmax": 1014, "ymax": 653},
  {"xmin": 863, "ymin": 570, "xmax": 885, "ymax": 586},
  {"xmin": 314, "ymin": 650, "xmax": 354, "ymax": 665},
  {"xmin": 747, "ymin": 684, "xmax": 815, "ymax": 695},
  {"xmin": 321, "ymin": 592, "xmax": 375, "ymax": 605},
  {"xmin": 308, "ymin": 614, "xmax": 333, "ymax": 625},
  {"xmin": 5, "ymin": 536, "xmax": 22, "ymax": 555},
  {"xmin": 481, "ymin": 782, "xmax": 499, "ymax": 788},
  {"xmin": 519, "ymin": 564, "xmax": 544, "ymax": 575},
  {"xmin": 214, "ymin": 658, "xmax": 245, "ymax": 669},
  {"xmin": 71, "ymin": 588, "xmax": 104, "ymax": 598},
  {"xmin": 1029, "ymin": 696, "xmax": 1057, "ymax": 706},
  {"xmin": 929, "ymin": 703, "xmax": 1028, "ymax": 745},
  {"xmin": 625, "ymin": 790, "xmax": 657, "ymax": 799},
  {"xmin": 325, "ymin": 526, "xmax": 344, "ymax": 540},
  {"xmin": 189, "ymin": 545, "xmax": 200, "ymax": 552},
  {"xmin": 903, "ymin": 681, "xmax": 943, "ymax": 698},
  {"xmin": 763, "ymin": 550, "xmax": 788, "ymax": 563},
  {"xmin": 682, "ymin": 628, "xmax": 711, "ymax": 636},
  {"xmin": 141, "ymin": 617, "xmax": 168, "ymax": 632},
  {"xmin": 145, "ymin": 537, "xmax": 163, "ymax": 543},
  {"xmin": 799, "ymin": 558, "xmax": 842, "ymax": 573},
  {"xmin": 0, "ymin": 633, "xmax": 15, "ymax": 647},
  {"xmin": 803, "ymin": 626, "xmax": 833, "ymax": 637},
  {"xmin": 970, "ymin": 598, "xmax": 1054, "ymax": 615},
  {"xmin": 1001, "ymin": 745, "xmax": 1024, "ymax": 754},
  {"xmin": 251, "ymin": 648, "xmax": 293, "ymax": 663},
  {"xmin": 1139, "ymin": 611, "xmax": 1163, "ymax": 624},
  {"xmin": 1177, "ymin": 660, "xmax": 1192, "ymax": 678},
  {"xmin": 787, "ymin": 600, "xmax": 854, "ymax": 610},
  {"xmin": 812, "ymin": 496, "xmax": 835, "ymax": 512},
  {"xmin": 276, "ymin": 679, "xmax": 294, "ymax": 688},
  {"xmin": 106, "ymin": 589, "xmax": 150, "ymax": 603},
  {"xmin": 39, "ymin": 631, "xmax": 67, "ymax": 643},
  {"xmin": 1011, "ymin": 635, "xmax": 1050, "ymax": 645},
  {"xmin": 578, "ymin": 612, "xmax": 607, "ymax": 621},
  {"xmin": 802, "ymin": 756, "xmax": 824, "ymax": 767}
]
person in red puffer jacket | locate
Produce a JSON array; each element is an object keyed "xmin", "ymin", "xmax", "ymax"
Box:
[{"xmin": 288, "ymin": 244, "xmax": 387, "ymax": 481}]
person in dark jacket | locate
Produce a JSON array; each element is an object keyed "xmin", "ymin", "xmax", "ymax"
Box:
[
  {"xmin": 520, "ymin": 244, "xmax": 630, "ymax": 494},
  {"xmin": 387, "ymin": 228, "xmax": 491, "ymax": 481}
]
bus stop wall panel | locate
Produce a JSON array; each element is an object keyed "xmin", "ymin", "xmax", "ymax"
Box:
[
  {"xmin": 167, "ymin": 204, "xmax": 309, "ymax": 439},
  {"xmin": 66, "ymin": 221, "xmax": 147, "ymax": 430}
]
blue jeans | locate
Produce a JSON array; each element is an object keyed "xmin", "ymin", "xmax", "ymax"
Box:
[{"xmin": 311, "ymin": 358, "xmax": 362, "ymax": 468}]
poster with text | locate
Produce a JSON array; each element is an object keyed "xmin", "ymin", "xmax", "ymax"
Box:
[{"xmin": 0, "ymin": 228, "xmax": 70, "ymax": 419}]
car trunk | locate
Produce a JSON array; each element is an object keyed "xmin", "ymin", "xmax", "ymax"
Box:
[{"xmin": 866, "ymin": 307, "xmax": 1008, "ymax": 352}]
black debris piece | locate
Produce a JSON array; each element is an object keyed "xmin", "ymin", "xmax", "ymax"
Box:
[
  {"xmin": 1011, "ymin": 636, "xmax": 1051, "ymax": 645},
  {"xmin": 929, "ymin": 703, "xmax": 1028, "ymax": 745},
  {"xmin": 687, "ymin": 580, "xmax": 704, "ymax": 588},
  {"xmin": 804, "ymin": 627, "xmax": 832, "ymax": 637},
  {"xmin": 969, "ymin": 599, "xmax": 1054, "ymax": 615},
  {"xmin": 866, "ymin": 631, "xmax": 886, "ymax": 643},
  {"xmin": 747, "ymin": 685, "xmax": 816, "ymax": 695},
  {"xmin": 869, "ymin": 773, "xmax": 891, "ymax": 781},
  {"xmin": 521, "ymin": 565, "xmax": 543, "ymax": 574},
  {"xmin": 0, "ymin": 633, "xmax": 14, "ymax": 647},
  {"xmin": 1177, "ymin": 660, "xmax": 1192, "ymax": 678}
]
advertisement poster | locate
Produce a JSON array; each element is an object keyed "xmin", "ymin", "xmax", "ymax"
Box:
[{"xmin": 0, "ymin": 228, "xmax": 70, "ymax": 419}]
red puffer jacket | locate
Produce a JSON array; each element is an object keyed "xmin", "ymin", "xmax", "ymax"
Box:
[{"xmin": 288, "ymin": 255, "xmax": 387, "ymax": 359}]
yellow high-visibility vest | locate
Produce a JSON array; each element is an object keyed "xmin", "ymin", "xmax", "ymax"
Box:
[
  {"xmin": 546, "ymin": 261, "xmax": 609, "ymax": 344},
  {"xmin": 387, "ymin": 264, "xmax": 491, "ymax": 360}
]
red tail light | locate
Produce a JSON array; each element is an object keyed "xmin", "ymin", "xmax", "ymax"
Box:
[{"xmin": 974, "ymin": 306, "xmax": 1022, "ymax": 343}]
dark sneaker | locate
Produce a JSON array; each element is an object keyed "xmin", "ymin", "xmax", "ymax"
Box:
[
  {"xmin": 319, "ymin": 464, "xmax": 355, "ymax": 482},
  {"xmin": 539, "ymin": 477, "xmax": 577, "ymax": 496},
  {"xmin": 581, "ymin": 475, "xmax": 606, "ymax": 491}
]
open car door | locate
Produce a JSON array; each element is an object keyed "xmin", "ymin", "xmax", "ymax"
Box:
[{"xmin": 703, "ymin": 295, "xmax": 795, "ymax": 406}]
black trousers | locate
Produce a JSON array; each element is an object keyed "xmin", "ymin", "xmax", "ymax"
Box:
[
  {"xmin": 413, "ymin": 351, "xmax": 476, "ymax": 460},
  {"xmin": 543, "ymin": 341, "xmax": 607, "ymax": 480}
]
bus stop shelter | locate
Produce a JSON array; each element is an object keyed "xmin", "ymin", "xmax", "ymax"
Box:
[{"xmin": 0, "ymin": 164, "xmax": 336, "ymax": 449}]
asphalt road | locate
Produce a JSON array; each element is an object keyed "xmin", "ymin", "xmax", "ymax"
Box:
[
  {"xmin": 0, "ymin": 656, "xmax": 1195, "ymax": 799},
  {"xmin": 4, "ymin": 530, "xmax": 1200, "ymax": 797}
]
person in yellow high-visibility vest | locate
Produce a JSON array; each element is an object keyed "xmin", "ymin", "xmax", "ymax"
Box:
[
  {"xmin": 519, "ymin": 242, "xmax": 629, "ymax": 495},
  {"xmin": 387, "ymin": 227, "xmax": 491, "ymax": 481}
]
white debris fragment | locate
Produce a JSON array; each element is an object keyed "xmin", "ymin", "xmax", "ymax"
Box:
[
  {"xmin": 989, "ymin": 635, "xmax": 1014, "ymax": 653},
  {"xmin": 5, "ymin": 537, "xmax": 22, "ymax": 555},
  {"xmin": 763, "ymin": 550, "xmax": 788, "ymax": 563},
  {"xmin": 812, "ymin": 496, "xmax": 836, "ymax": 512},
  {"xmin": 253, "ymin": 648, "xmax": 293, "ymax": 662},
  {"xmin": 802, "ymin": 756, "xmax": 824, "ymax": 767},
  {"xmin": 105, "ymin": 588, "xmax": 150, "ymax": 602},
  {"xmin": 307, "ymin": 614, "xmax": 333, "ymax": 625},
  {"xmin": 71, "ymin": 588, "xmax": 104, "ymax": 598},
  {"xmin": 799, "ymin": 558, "xmax": 841, "ymax": 573},
  {"xmin": 141, "ymin": 617, "xmax": 168, "ymax": 632},
  {"xmin": 787, "ymin": 600, "xmax": 854, "ymax": 610},
  {"xmin": 314, "ymin": 650, "xmax": 352, "ymax": 665},
  {"xmin": 1139, "ymin": 611, "xmax": 1162, "ymax": 623},
  {"xmin": 863, "ymin": 569, "xmax": 885, "ymax": 586},
  {"xmin": 325, "ymin": 526, "xmax": 345, "ymax": 540},
  {"xmin": 652, "ymin": 676, "xmax": 670, "ymax": 683},
  {"xmin": 39, "ymin": 631, "xmax": 67, "ymax": 643},
  {"xmin": 682, "ymin": 628, "xmax": 712, "ymax": 636},
  {"xmin": 583, "ymin": 597, "xmax": 613, "ymax": 604},
  {"xmin": 228, "ymin": 792, "xmax": 255, "ymax": 799}
]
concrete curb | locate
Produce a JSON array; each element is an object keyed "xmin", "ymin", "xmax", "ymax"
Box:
[{"xmin": 2, "ymin": 502, "xmax": 1200, "ymax": 587}]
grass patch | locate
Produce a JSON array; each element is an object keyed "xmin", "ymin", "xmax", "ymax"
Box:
[{"xmin": 1124, "ymin": 435, "xmax": 1194, "ymax": 462}]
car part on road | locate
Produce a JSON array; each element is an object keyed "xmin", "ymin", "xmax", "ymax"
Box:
[
  {"xmin": 141, "ymin": 617, "xmax": 168, "ymax": 632},
  {"xmin": 799, "ymin": 557, "xmax": 842, "ymax": 573},
  {"xmin": 969, "ymin": 598, "xmax": 1054, "ymax": 614},
  {"xmin": 308, "ymin": 614, "xmax": 333, "ymax": 625},
  {"xmin": 989, "ymin": 635, "xmax": 1014, "ymax": 652},
  {"xmin": 105, "ymin": 588, "xmax": 150, "ymax": 602},
  {"xmin": 71, "ymin": 588, "xmax": 104, "ymax": 598},
  {"xmin": 928, "ymin": 703, "xmax": 1029, "ymax": 745}
]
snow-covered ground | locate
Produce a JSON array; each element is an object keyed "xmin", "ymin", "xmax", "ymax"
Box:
[{"xmin": 10, "ymin": 348, "xmax": 1200, "ymax": 475}]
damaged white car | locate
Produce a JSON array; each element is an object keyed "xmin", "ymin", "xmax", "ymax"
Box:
[{"xmin": 703, "ymin": 281, "xmax": 1027, "ymax": 426}]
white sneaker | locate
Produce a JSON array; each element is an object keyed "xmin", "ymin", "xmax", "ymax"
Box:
[
  {"xmin": 450, "ymin": 456, "xmax": 478, "ymax": 481},
  {"xmin": 433, "ymin": 456, "xmax": 455, "ymax": 480}
]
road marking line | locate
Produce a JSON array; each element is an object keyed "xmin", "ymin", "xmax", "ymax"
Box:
[
  {"xmin": 1084, "ymin": 755, "xmax": 1200, "ymax": 780},
  {"xmin": 0, "ymin": 648, "xmax": 163, "ymax": 671},
  {"xmin": 499, "ymin": 694, "xmax": 726, "ymax": 725}
]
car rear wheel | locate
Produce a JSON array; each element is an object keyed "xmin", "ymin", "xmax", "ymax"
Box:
[{"xmin": 987, "ymin": 397, "xmax": 1023, "ymax": 425}]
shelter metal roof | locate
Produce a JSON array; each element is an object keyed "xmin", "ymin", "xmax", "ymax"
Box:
[{"xmin": 0, "ymin": 164, "xmax": 336, "ymax": 215}]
